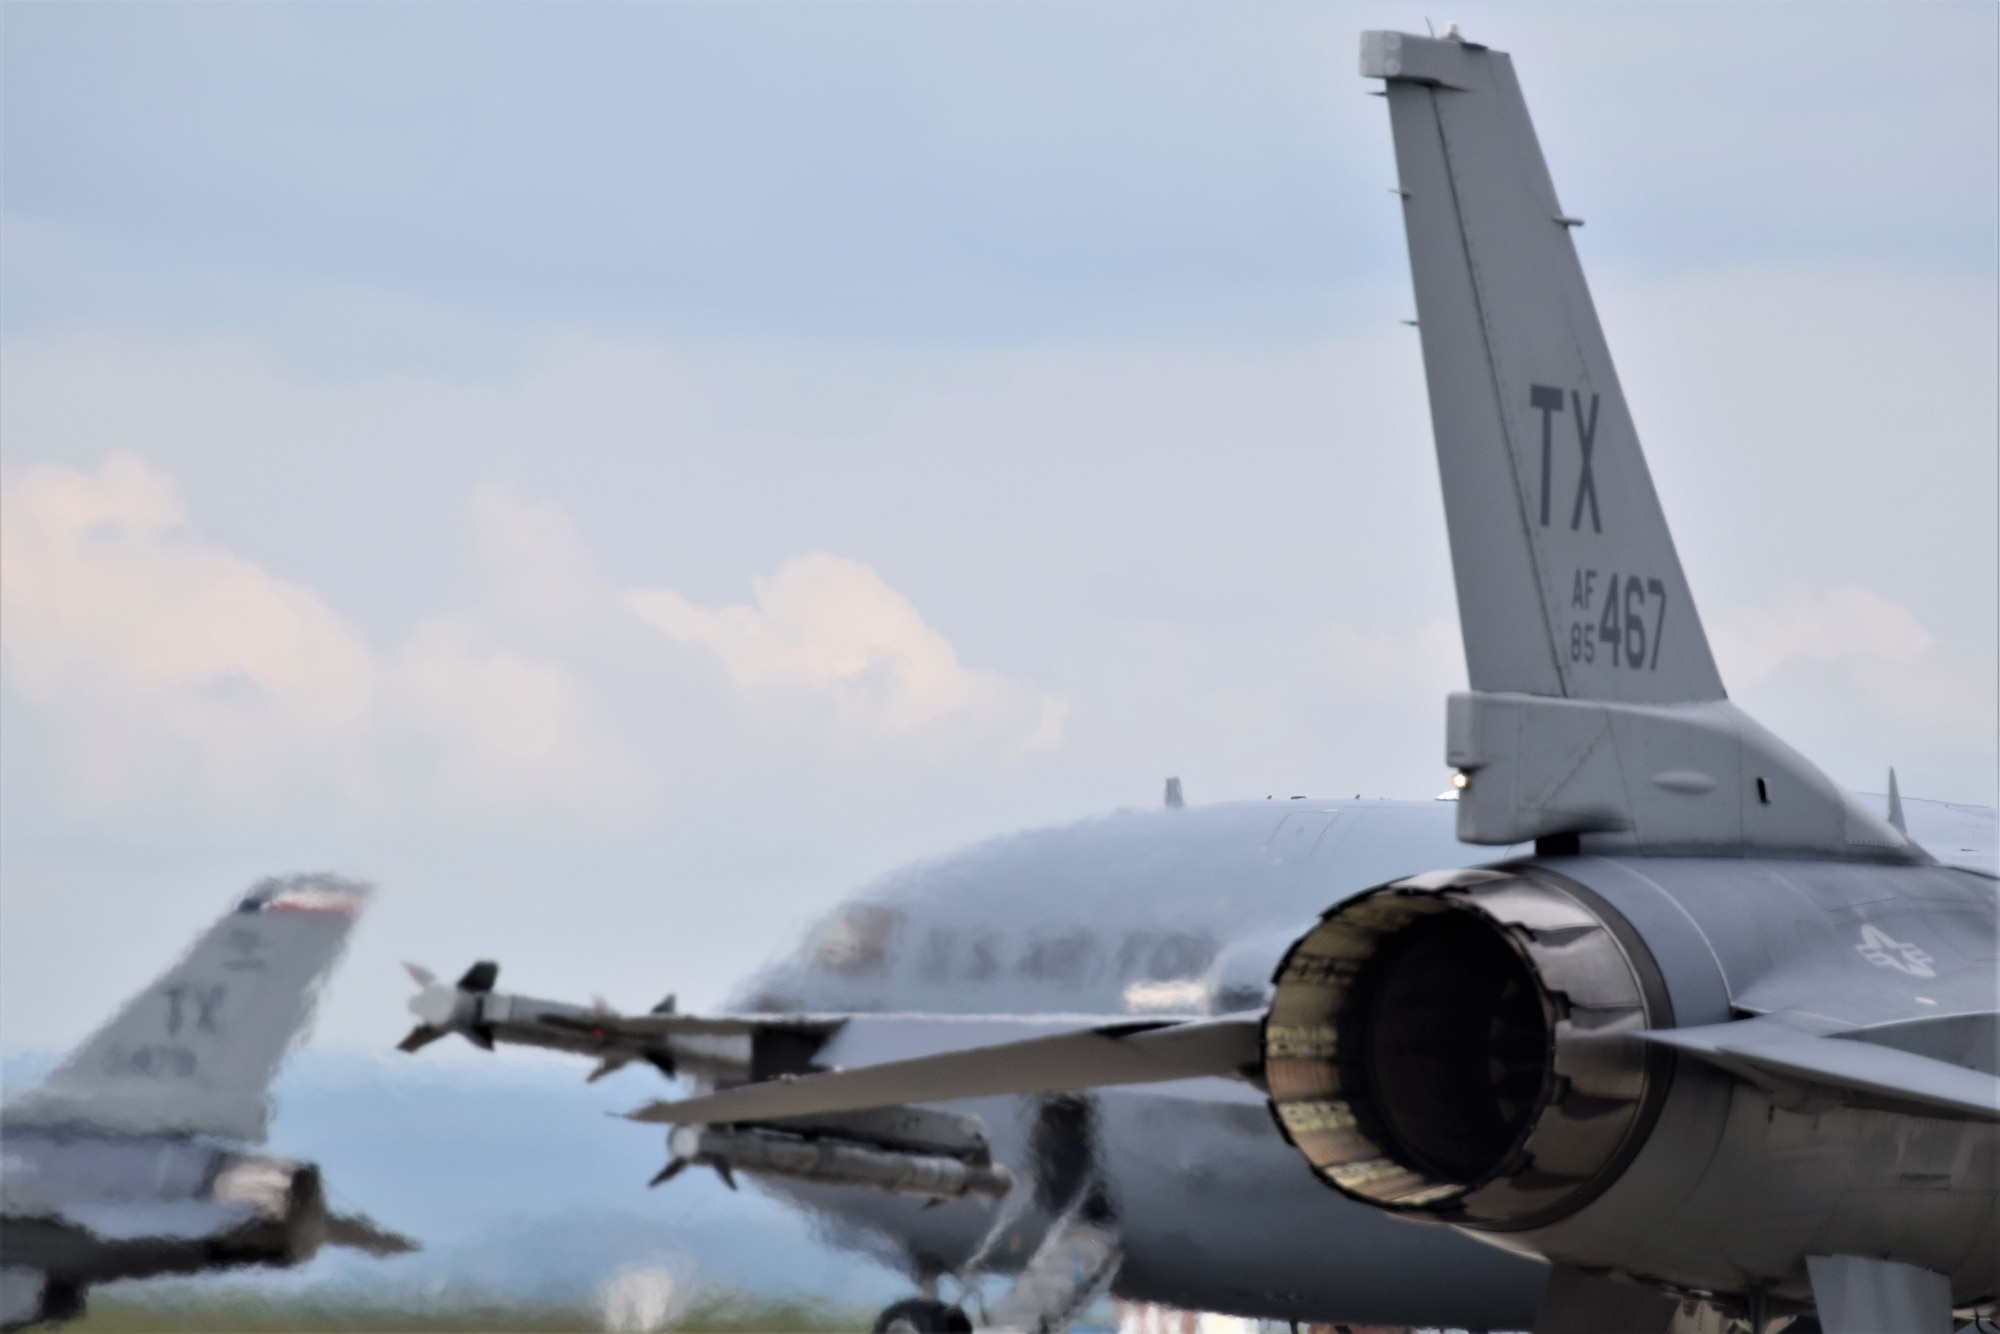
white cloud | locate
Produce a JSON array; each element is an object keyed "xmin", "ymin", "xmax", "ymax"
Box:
[
  {"xmin": 0, "ymin": 453, "xmax": 372, "ymax": 719},
  {"xmin": 632, "ymin": 553, "xmax": 1065, "ymax": 757},
  {"xmin": 1712, "ymin": 583, "xmax": 1995, "ymax": 739},
  {"xmin": 0, "ymin": 458, "xmax": 1061, "ymax": 818},
  {"xmin": 0, "ymin": 454, "xmax": 377, "ymax": 807},
  {"xmin": 395, "ymin": 616, "xmax": 659, "ymax": 819}
]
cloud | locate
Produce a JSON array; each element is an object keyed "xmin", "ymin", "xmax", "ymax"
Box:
[
  {"xmin": 631, "ymin": 553, "xmax": 1065, "ymax": 757},
  {"xmin": 394, "ymin": 617, "xmax": 659, "ymax": 820},
  {"xmin": 0, "ymin": 454, "xmax": 377, "ymax": 807},
  {"xmin": 0, "ymin": 459, "xmax": 1060, "ymax": 818},
  {"xmin": 0, "ymin": 454, "xmax": 372, "ymax": 716},
  {"xmin": 1712, "ymin": 583, "xmax": 1995, "ymax": 739}
]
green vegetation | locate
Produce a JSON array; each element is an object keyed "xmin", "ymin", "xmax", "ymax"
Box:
[{"xmin": 66, "ymin": 1286, "xmax": 874, "ymax": 1332}]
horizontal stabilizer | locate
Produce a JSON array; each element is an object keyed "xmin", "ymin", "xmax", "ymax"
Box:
[
  {"xmin": 1640, "ymin": 1016, "xmax": 2000, "ymax": 1123},
  {"xmin": 324, "ymin": 1212, "xmax": 420, "ymax": 1257},
  {"xmin": 626, "ymin": 1014, "xmax": 1263, "ymax": 1126}
]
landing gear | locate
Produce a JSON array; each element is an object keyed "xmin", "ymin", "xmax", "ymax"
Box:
[
  {"xmin": 41, "ymin": 1281, "xmax": 83, "ymax": 1325},
  {"xmin": 874, "ymin": 1298, "xmax": 974, "ymax": 1334}
]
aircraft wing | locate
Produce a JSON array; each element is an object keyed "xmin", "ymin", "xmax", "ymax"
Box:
[
  {"xmin": 625, "ymin": 1013, "xmax": 1264, "ymax": 1125},
  {"xmin": 1639, "ymin": 1015, "xmax": 2000, "ymax": 1123}
]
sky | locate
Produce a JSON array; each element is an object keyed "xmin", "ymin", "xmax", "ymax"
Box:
[{"xmin": 2, "ymin": 2, "xmax": 1994, "ymax": 1057}]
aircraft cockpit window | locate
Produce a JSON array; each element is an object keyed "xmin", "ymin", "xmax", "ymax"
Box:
[{"xmin": 808, "ymin": 903, "xmax": 902, "ymax": 977}]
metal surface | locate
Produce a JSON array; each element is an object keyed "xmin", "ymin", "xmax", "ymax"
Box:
[
  {"xmin": 1264, "ymin": 868, "xmax": 1669, "ymax": 1228},
  {"xmin": 386, "ymin": 26, "xmax": 2000, "ymax": 1331},
  {"xmin": 626, "ymin": 1016, "xmax": 1263, "ymax": 1127},
  {"xmin": 662, "ymin": 1124, "xmax": 1014, "ymax": 1202},
  {"xmin": 1346, "ymin": 28, "xmax": 1998, "ymax": 1322},
  {"xmin": 399, "ymin": 800, "xmax": 1556, "ymax": 1330},
  {"xmin": 1808, "ymin": 1254, "xmax": 1954, "ymax": 1334},
  {"xmin": 0, "ymin": 878, "xmax": 411, "ymax": 1331},
  {"xmin": 1365, "ymin": 31, "xmax": 1721, "ymax": 705}
]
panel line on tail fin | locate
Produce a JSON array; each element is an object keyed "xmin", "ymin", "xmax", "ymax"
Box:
[{"xmin": 1419, "ymin": 76, "xmax": 1570, "ymax": 697}]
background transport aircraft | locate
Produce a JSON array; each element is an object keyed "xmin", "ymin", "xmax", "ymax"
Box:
[
  {"xmin": 406, "ymin": 800, "xmax": 1560, "ymax": 1332},
  {"xmin": 0, "ymin": 876, "xmax": 412, "ymax": 1331},
  {"xmin": 569, "ymin": 29, "xmax": 1998, "ymax": 1334},
  {"xmin": 403, "ymin": 790, "xmax": 1990, "ymax": 1334}
]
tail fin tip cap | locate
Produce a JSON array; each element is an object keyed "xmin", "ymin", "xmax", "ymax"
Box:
[{"xmin": 1360, "ymin": 30, "xmax": 1485, "ymax": 88}]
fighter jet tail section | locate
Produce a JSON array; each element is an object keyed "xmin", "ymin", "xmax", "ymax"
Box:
[
  {"xmin": 1366, "ymin": 31, "xmax": 1915, "ymax": 860},
  {"xmin": 2, "ymin": 876, "xmax": 369, "ymax": 1144},
  {"xmin": 1445, "ymin": 691, "xmax": 1917, "ymax": 858},
  {"xmin": 1367, "ymin": 30, "xmax": 1720, "ymax": 707},
  {"xmin": 1, "ymin": 875, "xmax": 410, "ymax": 1330}
]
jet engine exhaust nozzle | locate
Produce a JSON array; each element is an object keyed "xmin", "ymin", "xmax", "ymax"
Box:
[
  {"xmin": 1263, "ymin": 868, "xmax": 1672, "ymax": 1230},
  {"xmin": 207, "ymin": 1154, "xmax": 331, "ymax": 1266}
]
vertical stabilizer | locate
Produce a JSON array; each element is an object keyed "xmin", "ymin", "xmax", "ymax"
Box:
[
  {"xmin": 1364, "ymin": 31, "xmax": 1723, "ymax": 705},
  {"xmin": 1366, "ymin": 32, "xmax": 1914, "ymax": 860},
  {"xmin": 3, "ymin": 875, "xmax": 369, "ymax": 1143}
]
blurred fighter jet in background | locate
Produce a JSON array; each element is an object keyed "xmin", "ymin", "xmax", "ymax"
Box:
[{"xmin": 1, "ymin": 876, "xmax": 413, "ymax": 1331}]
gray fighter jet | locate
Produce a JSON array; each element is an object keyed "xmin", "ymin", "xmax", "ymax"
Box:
[
  {"xmin": 1, "ymin": 875, "xmax": 412, "ymax": 1331},
  {"xmin": 398, "ymin": 28, "xmax": 1997, "ymax": 1334},
  {"xmin": 567, "ymin": 30, "xmax": 1997, "ymax": 1334}
]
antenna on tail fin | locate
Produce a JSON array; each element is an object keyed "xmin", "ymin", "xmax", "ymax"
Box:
[{"xmin": 1363, "ymin": 32, "xmax": 1915, "ymax": 862}]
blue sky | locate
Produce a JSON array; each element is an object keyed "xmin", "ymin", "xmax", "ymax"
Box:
[
  {"xmin": 8, "ymin": 4, "xmax": 1994, "ymax": 347},
  {"xmin": 2, "ymin": 2, "xmax": 1994, "ymax": 1055}
]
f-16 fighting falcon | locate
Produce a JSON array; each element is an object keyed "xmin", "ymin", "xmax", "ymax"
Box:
[
  {"xmin": 399, "ymin": 28, "xmax": 1998, "ymax": 1334},
  {"xmin": 1, "ymin": 876, "xmax": 413, "ymax": 1331}
]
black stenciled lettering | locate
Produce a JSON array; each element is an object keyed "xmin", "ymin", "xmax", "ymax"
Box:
[
  {"xmin": 1647, "ymin": 578, "xmax": 1667, "ymax": 669},
  {"xmin": 1530, "ymin": 386, "xmax": 1564, "ymax": 527},
  {"xmin": 1598, "ymin": 573, "xmax": 1621, "ymax": 666},
  {"xmin": 1624, "ymin": 578, "xmax": 1647, "ymax": 669},
  {"xmin": 194, "ymin": 985, "xmax": 225, "ymax": 1032},
  {"xmin": 1569, "ymin": 390, "xmax": 1602, "ymax": 533},
  {"xmin": 164, "ymin": 986, "xmax": 185, "ymax": 1036},
  {"xmin": 1571, "ymin": 569, "xmax": 1586, "ymax": 608}
]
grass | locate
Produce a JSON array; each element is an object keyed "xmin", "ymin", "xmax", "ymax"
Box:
[{"xmin": 66, "ymin": 1288, "xmax": 875, "ymax": 1332}]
